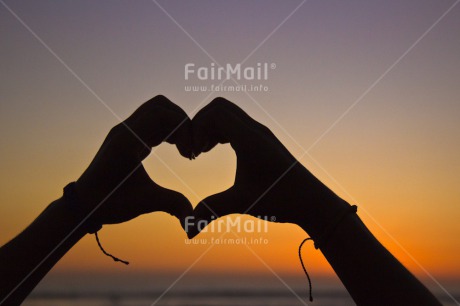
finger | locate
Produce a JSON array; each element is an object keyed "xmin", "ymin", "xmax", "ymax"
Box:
[
  {"xmin": 151, "ymin": 96, "xmax": 192, "ymax": 148},
  {"xmin": 168, "ymin": 116, "xmax": 193, "ymax": 159},
  {"xmin": 123, "ymin": 95, "xmax": 193, "ymax": 158},
  {"xmin": 141, "ymin": 185, "xmax": 194, "ymax": 232},
  {"xmin": 187, "ymin": 188, "xmax": 240, "ymax": 238},
  {"xmin": 192, "ymin": 97, "xmax": 255, "ymax": 157},
  {"xmin": 126, "ymin": 95, "xmax": 185, "ymax": 123},
  {"xmin": 194, "ymin": 97, "xmax": 260, "ymax": 127}
]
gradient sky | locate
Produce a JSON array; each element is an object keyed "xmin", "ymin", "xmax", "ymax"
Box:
[{"xmin": 1, "ymin": 0, "xmax": 459, "ymax": 297}]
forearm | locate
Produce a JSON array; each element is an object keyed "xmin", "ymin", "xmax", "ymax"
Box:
[
  {"xmin": 0, "ymin": 198, "xmax": 86, "ymax": 305},
  {"xmin": 301, "ymin": 197, "xmax": 440, "ymax": 305}
]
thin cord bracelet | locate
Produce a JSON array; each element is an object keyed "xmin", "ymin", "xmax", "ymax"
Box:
[
  {"xmin": 63, "ymin": 182, "xmax": 129, "ymax": 265},
  {"xmin": 298, "ymin": 204, "xmax": 358, "ymax": 302},
  {"xmin": 298, "ymin": 237, "xmax": 314, "ymax": 302}
]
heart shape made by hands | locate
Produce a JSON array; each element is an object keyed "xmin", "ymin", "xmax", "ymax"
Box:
[
  {"xmin": 140, "ymin": 96, "xmax": 337, "ymax": 240},
  {"xmin": 76, "ymin": 95, "xmax": 341, "ymax": 241},
  {"xmin": 143, "ymin": 142, "xmax": 236, "ymax": 207},
  {"xmin": 76, "ymin": 95, "xmax": 335, "ymax": 241}
]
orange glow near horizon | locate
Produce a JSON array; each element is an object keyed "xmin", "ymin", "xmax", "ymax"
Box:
[
  {"xmin": 0, "ymin": 115, "xmax": 459, "ymax": 286},
  {"xmin": 4, "ymin": 141, "xmax": 456, "ymax": 282}
]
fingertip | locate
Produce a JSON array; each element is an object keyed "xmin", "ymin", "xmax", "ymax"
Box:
[
  {"xmin": 176, "ymin": 141, "xmax": 193, "ymax": 160},
  {"xmin": 184, "ymin": 217, "xmax": 211, "ymax": 239},
  {"xmin": 186, "ymin": 227, "xmax": 198, "ymax": 239},
  {"xmin": 191, "ymin": 121, "xmax": 205, "ymax": 157}
]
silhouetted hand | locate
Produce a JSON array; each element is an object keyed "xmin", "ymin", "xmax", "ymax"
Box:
[
  {"xmin": 75, "ymin": 95, "xmax": 194, "ymax": 226},
  {"xmin": 189, "ymin": 98, "xmax": 347, "ymax": 238}
]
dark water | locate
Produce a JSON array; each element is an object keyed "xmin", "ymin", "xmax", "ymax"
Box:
[
  {"xmin": 25, "ymin": 290, "xmax": 353, "ymax": 306},
  {"xmin": 22, "ymin": 273, "xmax": 460, "ymax": 306}
]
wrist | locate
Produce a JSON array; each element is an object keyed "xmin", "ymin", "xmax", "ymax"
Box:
[
  {"xmin": 44, "ymin": 198, "xmax": 89, "ymax": 238},
  {"xmin": 63, "ymin": 182, "xmax": 102, "ymax": 234},
  {"xmin": 296, "ymin": 186, "xmax": 351, "ymax": 241}
]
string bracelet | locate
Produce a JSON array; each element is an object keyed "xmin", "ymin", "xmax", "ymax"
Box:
[{"xmin": 298, "ymin": 204, "xmax": 358, "ymax": 302}]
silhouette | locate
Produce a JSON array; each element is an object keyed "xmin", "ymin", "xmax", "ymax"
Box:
[{"xmin": 0, "ymin": 96, "xmax": 441, "ymax": 305}]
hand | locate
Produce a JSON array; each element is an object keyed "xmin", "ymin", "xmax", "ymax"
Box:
[
  {"xmin": 189, "ymin": 98, "xmax": 348, "ymax": 238},
  {"xmin": 75, "ymin": 95, "xmax": 193, "ymax": 227}
]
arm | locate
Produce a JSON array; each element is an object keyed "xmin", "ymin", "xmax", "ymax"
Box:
[
  {"xmin": 0, "ymin": 96, "xmax": 194, "ymax": 305},
  {"xmin": 189, "ymin": 97, "xmax": 440, "ymax": 305},
  {"xmin": 301, "ymin": 197, "xmax": 441, "ymax": 305},
  {"xmin": 0, "ymin": 198, "xmax": 87, "ymax": 305}
]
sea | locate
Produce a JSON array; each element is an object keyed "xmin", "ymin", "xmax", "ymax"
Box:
[{"xmin": 22, "ymin": 273, "xmax": 460, "ymax": 306}]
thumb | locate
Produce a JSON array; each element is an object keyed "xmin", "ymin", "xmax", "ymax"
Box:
[
  {"xmin": 187, "ymin": 188, "xmax": 240, "ymax": 239},
  {"xmin": 143, "ymin": 187, "xmax": 194, "ymax": 232}
]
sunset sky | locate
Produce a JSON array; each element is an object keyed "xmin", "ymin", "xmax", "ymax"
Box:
[{"xmin": 1, "ymin": 0, "xmax": 459, "ymax": 300}]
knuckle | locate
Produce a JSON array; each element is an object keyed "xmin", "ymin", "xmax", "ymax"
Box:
[
  {"xmin": 144, "ymin": 95, "xmax": 171, "ymax": 110},
  {"xmin": 152, "ymin": 94, "xmax": 169, "ymax": 103},
  {"xmin": 108, "ymin": 123, "xmax": 126, "ymax": 138},
  {"xmin": 209, "ymin": 97, "xmax": 232, "ymax": 110},
  {"xmin": 106, "ymin": 123, "xmax": 133, "ymax": 150}
]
